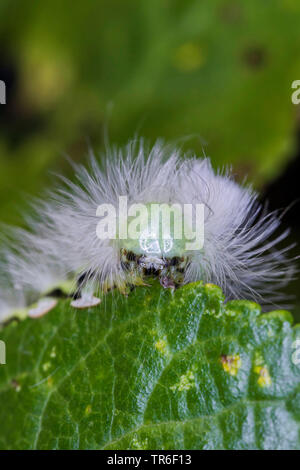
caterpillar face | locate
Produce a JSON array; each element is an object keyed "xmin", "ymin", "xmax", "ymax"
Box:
[{"xmin": 120, "ymin": 248, "xmax": 189, "ymax": 289}]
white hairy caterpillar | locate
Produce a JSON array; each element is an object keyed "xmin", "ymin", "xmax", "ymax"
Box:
[{"xmin": 0, "ymin": 139, "xmax": 296, "ymax": 322}]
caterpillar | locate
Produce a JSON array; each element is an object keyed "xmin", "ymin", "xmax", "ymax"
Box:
[{"xmin": 0, "ymin": 139, "xmax": 296, "ymax": 322}]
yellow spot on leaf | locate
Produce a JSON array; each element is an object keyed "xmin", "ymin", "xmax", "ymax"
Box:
[
  {"xmin": 42, "ymin": 362, "xmax": 51, "ymax": 372},
  {"xmin": 130, "ymin": 435, "xmax": 149, "ymax": 450},
  {"xmin": 170, "ymin": 370, "xmax": 195, "ymax": 392},
  {"xmin": 11, "ymin": 379, "xmax": 21, "ymax": 392},
  {"xmin": 220, "ymin": 354, "xmax": 242, "ymax": 376},
  {"xmin": 85, "ymin": 404, "xmax": 92, "ymax": 416}
]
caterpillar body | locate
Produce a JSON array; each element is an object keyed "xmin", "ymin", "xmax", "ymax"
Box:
[{"xmin": 0, "ymin": 139, "xmax": 295, "ymax": 322}]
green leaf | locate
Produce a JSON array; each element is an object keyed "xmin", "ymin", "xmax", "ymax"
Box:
[{"xmin": 0, "ymin": 281, "xmax": 299, "ymax": 450}]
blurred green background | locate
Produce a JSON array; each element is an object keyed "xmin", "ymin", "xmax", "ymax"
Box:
[{"xmin": 0, "ymin": 0, "xmax": 300, "ymax": 317}]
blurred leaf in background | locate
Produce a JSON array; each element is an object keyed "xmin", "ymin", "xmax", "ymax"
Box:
[{"xmin": 0, "ymin": 0, "xmax": 299, "ymax": 317}]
